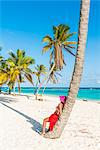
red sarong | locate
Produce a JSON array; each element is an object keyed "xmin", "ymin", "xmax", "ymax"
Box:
[{"xmin": 49, "ymin": 113, "xmax": 59, "ymax": 131}]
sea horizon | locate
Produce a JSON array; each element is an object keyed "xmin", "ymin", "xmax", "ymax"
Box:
[
  {"xmin": 1, "ymin": 86, "xmax": 100, "ymax": 100},
  {"xmin": 2, "ymin": 86, "xmax": 100, "ymax": 89}
]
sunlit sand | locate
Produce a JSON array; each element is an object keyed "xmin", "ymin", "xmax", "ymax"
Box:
[{"xmin": 0, "ymin": 94, "xmax": 100, "ymax": 150}]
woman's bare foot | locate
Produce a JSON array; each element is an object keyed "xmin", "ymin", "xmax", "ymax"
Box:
[{"xmin": 41, "ymin": 132, "xmax": 45, "ymax": 136}]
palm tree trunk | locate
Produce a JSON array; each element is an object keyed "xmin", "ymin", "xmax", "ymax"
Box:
[
  {"xmin": 13, "ymin": 86, "xmax": 15, "ymax": 95},
  {"xmin": 44, "ymin": 0, "xmax": 90, "ymax": 139},
  {"xmin": 8, "ymin": 88, "xmax": 11, "ymax": 94},
  {"xmin": 36, "ymin": 63, "xmax": 55, "ymax": 94},
  {"xmin": 59, "ymin": 46, "xmax": 64, "ymax": 70},
  {"xmin": 18, "ymin": 82, "xmax": 21, "ymax": 94},
  {"xmin": 42, "ymin": 77, "xmax": 50, "ymax": 95},
  {"xmin": 0, "ymin": 85, "xmax": 2, "ymax": 93},
  {"xmin": 54, "ymin": 43, "xmax": 59, "ymax": 68},
  {"xmin": 34, "ymin": 81, "xmax": 39, "ymax": 99},
  {"xmin": 34, "ymin": 81, "xmax": 38, "ymax": 94}
]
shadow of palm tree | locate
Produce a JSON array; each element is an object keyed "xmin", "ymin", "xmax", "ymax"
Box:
[
  {"xmin": 0, "ymin": 97, "xmax": 18, "ymax": 103},
  {"xmin": 0, "ymin": 102, "xmax": 42, "ymax": 135},
  {"xmin": 0, "ymin": 93, "xmax": 33, "ymax": 101}
]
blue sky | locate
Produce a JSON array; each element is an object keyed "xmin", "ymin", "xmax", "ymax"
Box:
[{"xmin": 0, "ymin": 0, "xmax": 100, "ymax": 87}]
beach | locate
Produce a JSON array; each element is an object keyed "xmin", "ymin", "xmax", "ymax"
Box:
[{"xmin": 0, "ymin": 94, "xmax": 100, "ymax": 150}]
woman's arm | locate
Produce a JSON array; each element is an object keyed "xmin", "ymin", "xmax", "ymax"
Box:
[{"xmin": 58, "ymin": 103, "xmax": 63, "ymax": 115}]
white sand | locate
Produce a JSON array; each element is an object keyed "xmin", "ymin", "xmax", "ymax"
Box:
[{"xmin": 0, "ymin": 94, "xmax": 100, "ymax": 150}]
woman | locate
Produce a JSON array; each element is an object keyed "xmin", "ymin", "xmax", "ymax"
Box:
[{"xmin": 41, "ymin": 96, "xmax": 67, "ymax": 136}]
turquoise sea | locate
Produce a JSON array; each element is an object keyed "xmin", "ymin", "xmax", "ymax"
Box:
[{"xmin": 1, "ymin": 87, "xmax": 100, "ymax": 101}]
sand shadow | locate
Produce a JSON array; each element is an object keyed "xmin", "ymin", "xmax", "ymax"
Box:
[
  {"xmin": 0, "ymin": 93, "xmax": 34, "ymax": 101},
  {"xmin": 0, "ymin": 102, "xmax": 42, "ymax": 134},
  {"xmin": 0, "ymin": 96, "xmax": 18, "ymax": 103}
]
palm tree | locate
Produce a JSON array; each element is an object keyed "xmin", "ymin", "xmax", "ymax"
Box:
[
  {"xmin": 0, "ymin": 59, "xmax": 19, "ymax": 94},
  {"xmin": 44, "ymin": 0, "xmax": 90, "ymax": 138},
  {"xmin": 0, "ymin": 61, "xmax": 9, "ymax": 93},
  {"xmin": 0, "ymin": 73, "xmax": 8, "ymax": 93},
  {"xmin": 42, "ymin": 62, "xmax": 62, "ymax": 94},
  {"xmin": 7, "ymin": 49, "xmax": 35, "ymax": 93},
  {"xmin": 42, "ymin": 24, "xmax": 77, "ymax": 70},
  {"xmin": 33, "ymin": 64, "xmax": 47, "ymax": 94}
]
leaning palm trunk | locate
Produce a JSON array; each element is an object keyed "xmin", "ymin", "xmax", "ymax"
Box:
[
  {"xmin": 8, "ymin": 88, "xmax": 11, "ymax": 94},
  {"xmin": 54, "ymin": 43, "xmax": 59, "ymax": 68},
  {"xmin": 34, "ymin": 81, "xmax": 38, "ymax": 94},
  {"xmin": 36, "ymin": 63, "xmax": 55, "ymax": 95},
  {"xmin": 18, "ymin": 81, "xmax": 21, "ymax": 94},
  {"xmin": 54, "ymin": 44, "xmax": 64, "ymax": 70},
  {"xmin": 0, "ymin": 85, "xmax": 2, "ymax": 93},
  {"xmin": 44, "ymin": 0, "xmax": 90, "ymax": 138},
  {"xmin": 13, "ymin": 86, "xmax": 16, "ymax": 95},
  {"xmin": 42, "ymin": 77, "xmax": 50, "ymax": 95},
  {"xmin": 59, "ymin": 46, "xmax": 64, "ymax": 70}
]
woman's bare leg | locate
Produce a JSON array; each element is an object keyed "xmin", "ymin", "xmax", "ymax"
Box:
[{"xmin": 41, "ymin": 117, "xmax": 49, "ymax": 136}]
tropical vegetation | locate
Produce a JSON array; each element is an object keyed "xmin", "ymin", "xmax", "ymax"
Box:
[
  {"xmin": 42, "ymin": 24, "xmax": 77, "ymax": 70},
  {"xmin": 44, "ymin": 0, "xmax": 90, "ymax": 138},
  {"xmin": 33, "ymin": 64, "xmax": 47, "ymax": 94},
  {"xmin": 0, "ymin": 49, "xmax": 35, "ymax": 93},
  {"xmin": 0, "ymin": 0, "xmax": 90, "ymax": 139}
]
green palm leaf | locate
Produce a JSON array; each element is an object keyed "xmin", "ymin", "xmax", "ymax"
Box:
[
  {"xmin": 66, "ymin": 32, "xmax": 76, "ymax": 39},
  {"xmin": 9, "ymin": 51, "xmax": 17, "ymax": 60},
  {"xmin": 63, "ymin": 41, "xmax": 77, "ymax": 45},
  {"xmin": 33, "ymin": 64, "xmax": 47, "ymax": 85},
  {"xmin": 42, "ymin": 45, "xmax": 52, "ymax": 53},
  {"xmin": 25, "ymin": 73, "xmax": 34, "ymax": 85},
  {"xmin": 7, "ymin": 49, "xmax": 35, "ymax": 92},
  {"xmin": 42, "ymin": 35, "xmax": 53, "ymax": 43}
]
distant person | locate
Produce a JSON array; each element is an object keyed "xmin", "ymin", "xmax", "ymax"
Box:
[{"xmin": 41, "ymin": 96, "xmax": 67, "ymax": 136}]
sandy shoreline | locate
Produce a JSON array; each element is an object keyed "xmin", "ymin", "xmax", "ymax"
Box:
[{"xmin": 0, "ymin": 94, "xmax": 100, "ymax": 150}]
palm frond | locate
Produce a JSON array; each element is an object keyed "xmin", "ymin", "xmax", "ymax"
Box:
[
  {"xmin": 42, "ymin": 35, "xmax": 53, "ymax": 43},
  {"xmin": 17, "ymin": 49, "xmax": 25, "ymax": 58},
  {"xmin": 66, "ymin": 32, "xmax": 76, "ymax": 39},
  {"xmin": 6, "ymin": 58, "xmax": 16, "ymax": 67},
  {"xmin": 49, "ymin": 50, "xmax": 54, "ymax": 64},
  {"xmin": 63, "ymin": 41, "xmax": 77, "ymax": 45},
  {"xmin": 67, "ymin": 45, "xmax": 76, "ymax": 49},
  {"xmin": 54, "ymin": 74, "xmax": 59, "ymax": 83},
  {"xmin": 25, "ymin": 68, "xmax": 33, "ymax": 74},
  {"xmin": 58, "ymin": 24, "xmax": 70, "ymax": 41},
  {"xmin": 9, "ymin": 51, "xmax": 17, "ymax": 60},
  {"xmin": 63, "ymin": 45, "xmax": 76, "ymax": 57},
  {"xmin": 56, "ymin": 72, "xmax": 62, "ymax": 77},
  {"xmin": 25, "ymin": 73, "xmax": 34, "ymax": 85},
  {"xmin": 22, "ymin": 57, "xmax": 35, "ymax": 66},
  {"xmin": 53, "ymin": 26, "xmax": 58, "ymax": 38},
  {"xmin": 42, "ymin": 45, "xmax": 52, "ymax": 53},
  {"xmin": 0, "ymin": 72, "xmax": 8, "ymax": 85}
]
